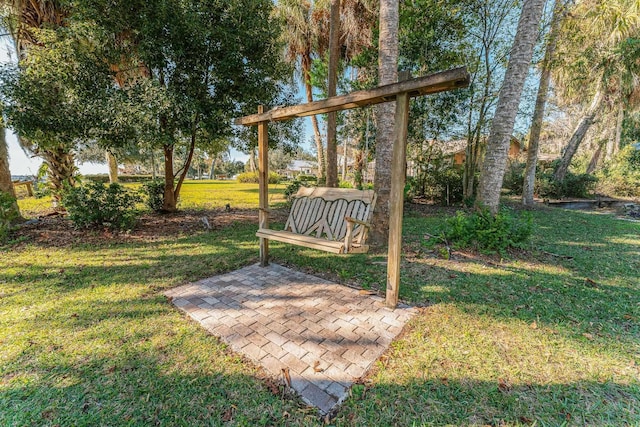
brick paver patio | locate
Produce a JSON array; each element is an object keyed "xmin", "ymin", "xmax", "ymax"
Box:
[{"xmin": 165, "ymin": 263, "xmax": 416, "ymax": 414}]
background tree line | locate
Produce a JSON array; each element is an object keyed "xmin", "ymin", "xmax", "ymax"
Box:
[{"xmin": 1, "ymin": 0, "xmax": 639, "ymax": 244}]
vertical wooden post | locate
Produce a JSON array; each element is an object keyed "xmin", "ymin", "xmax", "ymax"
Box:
[
  {"xmin": 258, "ymin": 105, "xmax": 270, "ymax": 267},
  {"xmin": 385, "ymin": 72, "xmax": 411, "ymax": 308}
]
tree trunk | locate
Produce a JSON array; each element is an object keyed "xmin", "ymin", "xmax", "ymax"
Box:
[
  {"xmin": 249, "ymin": 148, "xmax": 257, "ymax": 172},
  {"xmin": 606, "ymin": 105, "xmax": 623, "ymax": 161},
  {"xmin": 586, "ymin": 141, "xmax": 603, "ymax": 174},
  {"xmin": 554, "ymin": 88, "xmax": 603, "ymax": 181},
  {"xmin": 173, "ymin": 122, "xmax": 198, "ymax": 203},
  {"xmin": 523, "ymin": 0, "xmax": 562, "ymax": 207},
  {"xmin": 477, "ymin": 0, "xmax": 546, "ymax": 213},
  {"xmin": 371, "ymin": 0, "xmax": 399, "ymax": 246},
  {"xmin": 106, "ymin": 151, "xmax": 118, "ymax": 183},
  {"xmin": 209, "ymin": 157, "xmax": 216, "ymax": 179},
  {"xmin": 342, "ymin": 137, "xmax": 348, "ymax": 182},
  {"xmin": 326, "ymin": 0, "xmax": 341, "ymax": 188},
  {"xmin": 162, "ymin": 144, "xmax": 177, "ymax": 212},
  {"xmin": 43, "ymin": 145, "xmax": 76, "ymax": 206},
  {"xmin": 151, "ymin": 149, "xmax": 157, "ymax": 180},
  {"xmin": 0, "ymin": 127, "xmax": 21, "ymax": 218},
  {"xmin": 302, "ymin": 57, "xmax": 325, "ymax": 181}
]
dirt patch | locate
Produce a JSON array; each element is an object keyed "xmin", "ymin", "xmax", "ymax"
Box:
[{"xmin": 9, "ymin": 207, "xmax": 290, "ymax": 249}]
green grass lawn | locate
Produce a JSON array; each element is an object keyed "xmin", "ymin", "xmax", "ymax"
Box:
[
  {"xmin": 2, "ymin": 187, "xmax": 639, "ymax": 426},
  {"xmin": 15, "ymin": 180, "xmax": 288, "ymax": 217}
]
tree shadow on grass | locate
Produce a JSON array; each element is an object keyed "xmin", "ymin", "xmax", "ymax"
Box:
[
  {"xmin": 0, "ymin": 343, "xmax": 310, "ymax": 426},
  {"xmin": 335, "ymin": 377, "xmax": 640, "ymax": 426}
]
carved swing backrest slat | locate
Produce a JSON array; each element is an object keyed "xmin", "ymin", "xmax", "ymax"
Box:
[{"xmin": 284, "ymin": 187, "xmax": 376, "ymax": 246}]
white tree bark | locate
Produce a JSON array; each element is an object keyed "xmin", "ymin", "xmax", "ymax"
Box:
[
  {"xmin": 523, "ymin": 0, "xmax": 563, "ymax": 207},
  {"xmin": 371, "ymin": 0, "xmax": 399, "ymax": 246},
  {"xmin": 554, "ymin": 88, "xmax": 603, "ymax": 181},
  {"xmin": 477, "ymin": 0, "xmax": 546, "ymax": 213}
]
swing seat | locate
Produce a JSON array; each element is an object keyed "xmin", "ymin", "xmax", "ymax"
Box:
[{"xmin": 256, "ymin": 187, "xmax": 377, "ymax": 254}]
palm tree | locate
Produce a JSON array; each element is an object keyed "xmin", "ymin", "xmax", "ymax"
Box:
[
  {"xmin": 0, "ymin": 0, "xmax": 66, "ymax": 57},
  {"xmin": 325, "ymin": 0, "xmax": 341, "ymax": 187},
  {"xmin": 552, "ymin": 0, "xmax": 640, "ymax": 181},
  {"xmin": 477, "ymin": 0, "xmax": 546, "ymax": 213},
  {"xmin": 370, "ymin": 0, "xmax": 399, "ymax": 245},
  {"xmin": 522, "ymin": 0, "xmax": 566, "ymax": 206},
  {"xmin": 275, "ymin": 0, "xmax": 327, "ymax": 181},
  {"xmin": 0, "ymin": 0, "xmax": 73, "ymax": 203}
]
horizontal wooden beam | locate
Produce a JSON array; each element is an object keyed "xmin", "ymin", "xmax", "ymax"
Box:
[{"xmin": 235, "ymin": 67, "xmax": 470, "ymax": 126}]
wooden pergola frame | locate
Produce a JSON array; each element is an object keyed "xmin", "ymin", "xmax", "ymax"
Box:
[{"xmin": 234, "ymin": 67, "xmax": 470, "ymax": 308}]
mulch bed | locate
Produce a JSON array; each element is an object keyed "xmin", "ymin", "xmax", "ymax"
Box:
[{"xmin": 10, "ymin": 207, "xmax": 290, "ymax": 248}]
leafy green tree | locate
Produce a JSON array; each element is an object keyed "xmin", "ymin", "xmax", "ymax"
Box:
[
  {"xmin": 74, "ymin": 0, "xmax": 291, "ymax": 211},
  {"xmin": 0, "ymin": 0, "xmax": 75, "ymax": 204},
  {"xmin": 0, "ymin": 24, "xmax": 115, "ymax": 202},
  {"xmin": 552, "ymin": 0, "xmax": 640, "ymax": 181}
]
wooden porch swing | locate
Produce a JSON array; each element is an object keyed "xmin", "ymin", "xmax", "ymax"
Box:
[{"xmin": 234, "ymin": 67, "xmax": 469, "ymax": 307}]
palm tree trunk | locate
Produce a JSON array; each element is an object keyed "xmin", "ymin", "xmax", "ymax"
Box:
[
  {"xmin": 0, "ymin": 126, "xmax": 21, "ymax": 218},
  {"xmin": 43, "ymin": 145, "xmax": 76, "ymax": 206},
  {"xmin": 302, "ymin": 60, "xmax": 325, "ymax": 181},
  {"xmin": 554, "ymin": 87, "xmax": 603, "ymax": 181},
  {"xmin": 523, "ymin": 0, "xmax": 562, "ymax": 207},
  {"xmin": 326, "ymin": 0, "xmax": 341, "ymax": 188},
  {"xmin": 371, "ymin": 0, "xmax": 399, "ymax": 246},
  {"xmin": 477, "ymin": 0, "xmax": 546, "ymax": 213}
]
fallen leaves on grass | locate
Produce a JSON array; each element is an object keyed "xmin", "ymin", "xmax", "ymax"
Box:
[
  {"xmin": 281, "ymin": 367, "xmax": 291, "ymax": 388},
  {"xmin": 585, "ymin": 278, "xmax": 598, "ymax": 287},
  {"xmin": 221, "ymin": 405, "xmax": 236, "ymax": 422},
  {"xmin": 498, "ymin": 378, "xmax": 512, "ymax": 393}
]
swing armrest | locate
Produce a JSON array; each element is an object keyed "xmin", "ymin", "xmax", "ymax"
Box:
[{"xmin": 345, "ymin": 217, "xmax": 371, "ymax": 227}]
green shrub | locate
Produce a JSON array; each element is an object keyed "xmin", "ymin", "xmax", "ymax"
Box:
[
  {"xmin": 445, "ymin": 206, "xmax": 533, "ymax": 255},
  {"xmin": 297, "ymin": 174, "xmax": 317, "ymax": 184},
  {"xmin": 62, "ymin": 181, "xmax": 141, "ymax": 231},
  {"xmin": 236, "ymin": 171, "xmax": 281, "ymax": 184},
  {"xmin": 284, "ymin": 179, "xmax": 318, "ymax": 201},
  {"xmin": 82, "ymin": 174, "xmax": 110, "ymax": 183},
  {"xmin": 535, "ymin": 170, "xmax": 597, "ymax": 199},
  {"xmin": 83, "ymin": 174, "xmax": 155, "ymax": 184},
  {"xmin": 408, "ymin": 166, "xmax": 464, "ymax": 205},
  {"xmin": 141, "ymin": 179, "xmax": 165, "ymax": 212},
  {"xmin": 596, "ymin": 145, "xmax": 640, "ymax": 197},
  {"xmin": 0, "ymin": 192, "xmax": 19, "ymax": 243},
  {"xmin": 502, "ymin": 161, "xmax": 526, "ymax": 195}
]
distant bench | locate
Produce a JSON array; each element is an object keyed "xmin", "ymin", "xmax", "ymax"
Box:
[
  {"xmin": 12, "ymin": 180, "xmax": 34, "ymax": 197},
  {"xmin": 257, "ymin": 187, "xmax": 377, "ymax": 254}
]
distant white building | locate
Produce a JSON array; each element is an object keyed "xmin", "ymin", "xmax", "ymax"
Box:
[{"xmin": 285, "ymin": 160, "xmax": 317, "ymax": 178}]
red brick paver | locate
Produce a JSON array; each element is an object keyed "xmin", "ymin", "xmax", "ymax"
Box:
[{"xmin": 165, "ymin": 263, "xmax": 415, "ymax": 414}]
